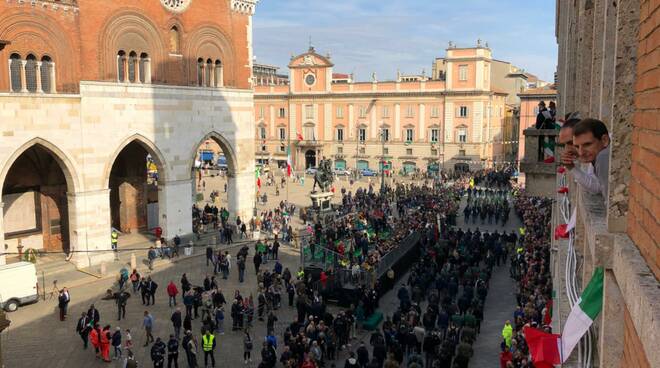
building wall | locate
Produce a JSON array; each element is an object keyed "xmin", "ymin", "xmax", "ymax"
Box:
[
  {"xmin": 255, "ymin": 45, "xmax": 511, "ymax": 172},
  {"xmin": 0, "ymin": 0, "xmax": 257, "ymax": 266},
  {"xmin": 517, "ymin": 93, "xmax": 556, "ymax": 163},
  {"xmin": 628, "ymin": 0, "xmax": 660, "ymax": 279},
  {"xmin": 0, "ymin": 0, "xmax": 253, "ymax": 92},
  {"xmin": 551, "ymin": 0, "xmax": 659, "ymax": 367}
]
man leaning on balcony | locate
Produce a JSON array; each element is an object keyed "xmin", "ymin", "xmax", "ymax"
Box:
[{"xmin": 559, "ymin": 117, "xmax": 610, "ymax": 204}]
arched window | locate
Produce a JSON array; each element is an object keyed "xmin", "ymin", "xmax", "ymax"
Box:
[
  {"xmin": 128, "ymin": 51, "xmax": 137, "ymax": 83},
  {"xmin": 9, "ymin": 53, "xmax": 22, "ymax": 92},
  {"xmin": 214, "ymin": 60, "xmax": 223, "ymax": 87},
  {"xmin": 197, "ymin": 58, "xmax": 204, "ymax": 86},
  {"xmin": 41, "ymin": 56, "xmax": 53, "ymax": 93},
  {"xmin": 205, "ymin": 59, "xmax": 212, "ymax": 87},
  {"xmin": 169, "ymin": 26, "xmax": 180, "ymax": 53},
  {"xmin": 117, "ymin": 50, "xmax": 126, "ymax": 82},
  {"xmin": 139, "ymin": 53, "xmax": 149, "ymax": 83},
  {"xmin": 25, "ymin": 54, "xmax": 38, "ymax": 93}
]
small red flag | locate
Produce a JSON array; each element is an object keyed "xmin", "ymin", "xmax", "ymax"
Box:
[{"xmin": 523, "ymin": 326, "xmax": 561, "ymax": 368}]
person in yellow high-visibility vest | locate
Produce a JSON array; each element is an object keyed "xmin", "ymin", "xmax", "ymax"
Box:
[
  {"xmin": 202, "ymin": 330, "xmax": 216, "ymax": 367},
  {"xmin": 111, "ymin": 230, "xmax": 119, "ymax": 260}
]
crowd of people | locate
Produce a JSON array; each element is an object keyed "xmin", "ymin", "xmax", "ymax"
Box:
[{"xmin": 497, "ymin": 192, "xmax": 553, "ymax": 368}]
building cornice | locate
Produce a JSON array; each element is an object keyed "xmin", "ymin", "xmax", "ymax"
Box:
[{"xmin": 254, "ymin": 90, "xmax": 498, "ymax": 100}]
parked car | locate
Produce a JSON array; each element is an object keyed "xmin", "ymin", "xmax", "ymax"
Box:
[
  {"xmin": 0, "ymin": 262, "xmax": 39, "ymax": 312},
  {"xmin": 360, "ymin": 168, "xmax": 377, "ymax": 176},
  {"xmin": 334, "ymin": 168, "xmax": 351, "ymax": 176},
  {"xmin": 305, "ymin": 167, "xmax": 318, "ymax": 175}
]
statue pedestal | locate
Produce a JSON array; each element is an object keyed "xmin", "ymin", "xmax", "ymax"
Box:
[{"xmin": 310, "ymin": 191, "xmax": 334, "ymax": 212}]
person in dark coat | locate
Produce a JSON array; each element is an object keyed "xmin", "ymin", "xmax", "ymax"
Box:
[
  {"xmin": 151, "ymin": 337, "xmax": 166, "ymax": 368},
  {"xmin": 167, "ymin": 334, "xmax": 179, "ymax": 368},
  {"xmin": 356, "ymin": 342, "xmax": 370, "ymax": 368}
]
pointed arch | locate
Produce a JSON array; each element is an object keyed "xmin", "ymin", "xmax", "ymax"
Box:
[
  {"xmin": 188, "ymin": 131, "xmax": 238, "ymax": 177},
  {"xmin": 103, "ymin": 134, "xmax": 168, "ymax": 188},
  {"xmin": 0, "ymin": 137, "xmax": 80, "ymax": 195}
]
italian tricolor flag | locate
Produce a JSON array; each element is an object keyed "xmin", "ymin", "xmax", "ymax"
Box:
[
  {"xmin": 286, "ymin": 146, "xmax": 292, "ymax": 177},
  {"xmin": 524, "ymin": 267, "xmax": 603, "ymax": 366},
  {"xmin": 560, "ymin": 266, "xmax": 604, "ymax": 361}
]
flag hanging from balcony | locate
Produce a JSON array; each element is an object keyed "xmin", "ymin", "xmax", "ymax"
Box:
[
  {"xmin": 296, "ymin": 132, "xmax": 304, "ymax": 141},
  {"xmin": 255, "ymin": 166, "xmax": 261, "ymax": 189},
  {"xmin": 286, "ymin": 146, "xmax": 292, "ymax": 177},
  {"xmin": 560, "ymin": 267, "xmax": 604, "ymax": 362},
  {"xmin": 523, "ymin": 326, "xmax": 561, "ymax": 368}
]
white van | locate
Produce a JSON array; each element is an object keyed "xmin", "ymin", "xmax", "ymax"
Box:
[{"xmin": 0, "ymin": 262, "xmax": 39, "ymax": 312}]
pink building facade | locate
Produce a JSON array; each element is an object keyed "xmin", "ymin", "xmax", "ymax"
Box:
[{"xmin": 255, "ymin": 46, "xmax": 508, "ymax": 174}]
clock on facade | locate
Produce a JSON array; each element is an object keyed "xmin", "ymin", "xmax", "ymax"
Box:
[
  {"xmin": 160, "ymin": 0, "xmax": 192, "ymax": 12},
  {"xmin": 305, "ymin": 74, "xmax": 316, "ymax": 86}
]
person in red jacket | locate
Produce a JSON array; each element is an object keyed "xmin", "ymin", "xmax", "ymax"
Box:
[
  {"xmin": 89, "ymin": 324, "xmax": 101, "ymax": 359},
  {"xmin": 100, "ymin": 325, "xmax": 112, "ymax": 362},
  {"xmin": 499, "ymin": 344, "xmax": 513, "ymax": 368},
  {"xmin": 167, "ymin": 280, "xmax": 179, "ymax": 307},
  {"xmin": 319, "ymin": 271, "xmax": 328, "ymax": 290}
]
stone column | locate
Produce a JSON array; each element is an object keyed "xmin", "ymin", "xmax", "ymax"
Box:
[
  {"xmin": 19, "ymin": 60, "xmax": 28, "ymax": 93},
  {"xmin": 200, "ymin": 63, "xmax": 206, "ymax": 87},
  {"xmin": 596, "ymin": 269, "xmax": 625, "ymax": 367},
  {"xmin": 158, "ymin": 180, "xmax": 193, "ymax": 240},
  {"xmin": 35, "ymin": 61, "xmax": 43, "ymax": 93},
  {"xmin": 122, "ymin": 57, "xmax": 129, "ymax": 83},
  {"xmin": 143, "ymin": 58, "xmax": 152, "ymax": 84},
  {"xmin": 228, "ymin": 171, "xmax": 256, "ymax": 221},
  {"xmin": 67, "ymin": 190, "xmax": 114, "ymax": 268},
  {"xmin": 49, "ymin": 63, "xmax": 56, "ymax": 93},
  {"xmin": 0, "ymin": 202, "xmax": 5, "ymax": 266},
  {"xmin": 116, "ymin": 55, "xmax": 122, "ymax": 82}
]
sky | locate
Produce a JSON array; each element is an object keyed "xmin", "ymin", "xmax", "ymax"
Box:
[{"xmin": 253, "ymin": 0, "xmax": 558, "ymax": 83}]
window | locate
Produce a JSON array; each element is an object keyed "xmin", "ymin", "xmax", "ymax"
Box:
[
  {"xmin": 169, "ymin": 26, "xmax": 180, "ymax": 53},
  {"xmin": 278, "ymin": 108, "xmax": 286, "ymax": 118},
  {"xmin": 406, "ymin": 148, "xmax": 413, "ymax": 155},
  {"xmin": 9, "ymin": 53, "xmax": 22, "ymax": 92},
  {"xmin": 406, "ymin": 105, "xmax": 414, "ymax": 118},
  {"xmin": 337, "ymin": 146, "xmax": 343, "ymax": 154},
  {"xmin": 259, "ymin": 106, "xmax": 265, "ymax": 119},
  {"xmin": 197, "ymin": 58, "xmax": 204, "ymax": 86},
  {"xmin": 359, "ymin": 147, "xmax": 365, "ymax": 154},
  {"xmin": 459, "ymin": 65, "xmax": 468, "ymax": 81},
  {"xmin": 279, "ymin": 144, "xmax": 285, "ymax": 153},
  {"xmin": 336, "ymin": 106, "xmax": 344, "ymax": 118},
  {"xmin": 430, "ymin": 129, "xmax": 439, "ymax": 143},
  {"xmin": 358, "ymin": 106, "xmax": 366, "ymax": 118},
  {"xmin": 431, "ymin": 148, "xmax": 438, "ymax": 156},
  {"xmin": 359, "ymin": 128, "xmax": 366, "ymax": 142},
  {"xmin": 459, "ymin": 149, "xmax": 466, "ymax": 156},
  {"xmin": 25, "ymin": 54, "xmax": 37, "ymax": 92},
  {"xmin": 458, "ymin": 128, "xmax": 467, "ymax": 143},
  {"xmin": 458, "ymin": 106, "xmax": 469, "ymax": 118},
  {"xmin": 41, "ymin": 56, "xmax": 52, "ymax": 93},
  {"xmin": 305, "ymin": 105, "xmax": 314, "ymax": 119},
  {"xmin": 381, "ymin": 128, "xmax": 389, "ymax": 141},
  {"xmin": 259, "ymin": 127, "xmax": 267, "ymax": 139},
  {"xmin": 261, "ymin": 145, "xmax": 267, "ymax": 152},
  {"xmin": 279, "ymin": 128, "xmax": 286, "ymax": 140},
  {"xmin": 430, "ymin": 106, "xmax": 439, "ymax": 118},
  {"xmin": 406, "ymin": 129, "xmax": 414, "ymax": 142},
  {"xmin": 336, "ymin": 128, "xmax": 344, "ymax": 142},
  {"xmin": 128, "ymin": 51, "xmax": 137, "ymax": 83},
  {"xmin": 382, "ymin": 106, "xmax": 389, "ymax": 118},
  {"xmin": 205, "ymin": 59, "xmax": 212, "ymax": 87},
  {"xmin": 304, "ymin": 125, "xmax": 316, "ymax": 141},
  {"xmin": 139, "ymin": 53, "xmax": 149, "ymax": 83},
  {"xmin": 383, "ymin": 148, "xmax": 389, "ymax": 155}
]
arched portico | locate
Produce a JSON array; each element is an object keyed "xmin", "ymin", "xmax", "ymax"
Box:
[{"xmin": 0, "ymin": 138, "xmax": 80, "ymax": 263}]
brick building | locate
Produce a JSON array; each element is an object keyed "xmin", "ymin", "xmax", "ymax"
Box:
[
  {"xmin": 253, "ymin": 43, "xmax": 547, "ymax": 175},
  {"xmin": 546, "ymin": 0, "xmax": 659, "ymax": 366},
  {"xmin": 0, "ymin": 0, "xmax": 258, "ymax": 266}
]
